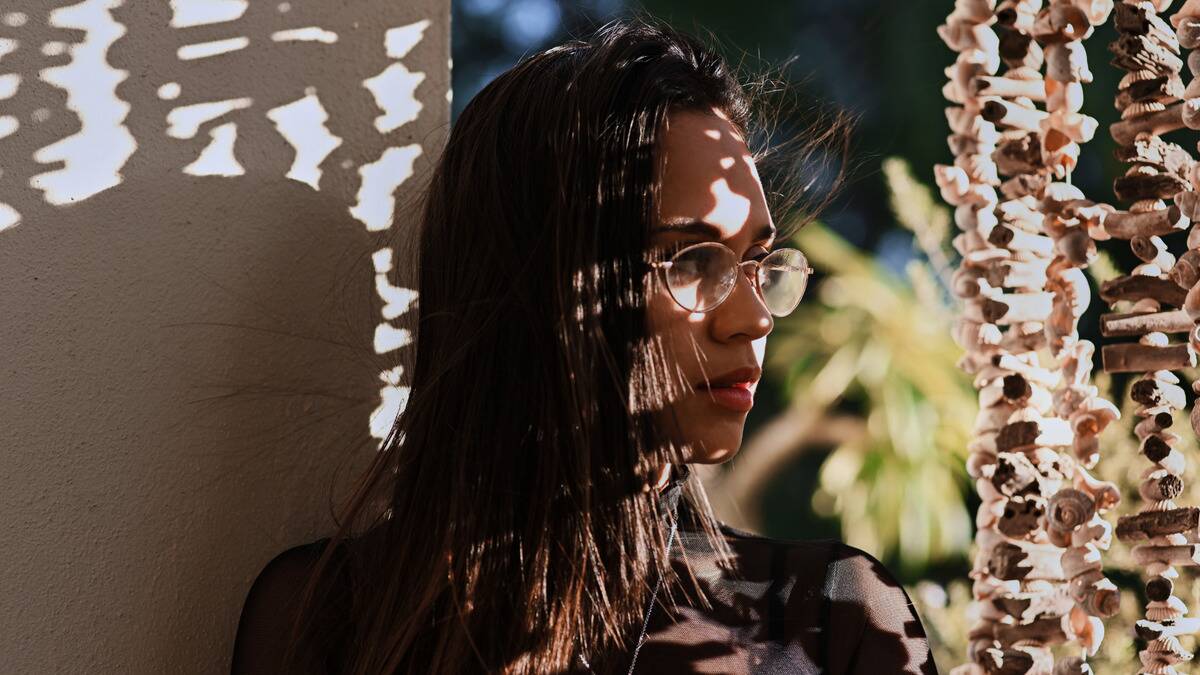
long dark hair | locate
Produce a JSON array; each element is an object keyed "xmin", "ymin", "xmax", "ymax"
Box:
[{"xmin": 287, "ymin": 15, "xmax": 854, "ymax": 674}]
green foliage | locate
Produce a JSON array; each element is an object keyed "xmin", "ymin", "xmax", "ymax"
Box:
[{"xmin": 763, "ymin": 156, "xmax": 976, "ymax": 576}]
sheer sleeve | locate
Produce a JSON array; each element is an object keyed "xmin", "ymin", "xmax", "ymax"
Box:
[
  {"xmin": 822, "ymin": 542, "xmax": 938, "ymax": 675},
  {"xmin": 230, "ymin": 542, "xmax": 326, "ymax": 675}
]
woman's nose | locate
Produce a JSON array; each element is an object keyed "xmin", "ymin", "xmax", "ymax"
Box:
[{"xmin": 710, "ymin": 263, "xmax": 773, "ymax": 342}]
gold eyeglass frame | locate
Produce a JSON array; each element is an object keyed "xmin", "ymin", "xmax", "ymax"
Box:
[{"xmin": 648, "ymin": 241, "xmax": 813, "ymax": 317}]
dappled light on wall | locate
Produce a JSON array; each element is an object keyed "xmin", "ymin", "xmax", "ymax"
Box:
[
  {"xmin": 27, "ymin": 1, "xmax": 135, "ymax": 207},
  {"xmin": 370, "ymin": 246, "xmax": 418, "ymax": 441},
  {"xmin": 266, "ymin": 88, "xmax": 341, "ymax": 190},
  {"xmin": 0, "ymin": 0, "xmax": 439, "ymax": 443}
]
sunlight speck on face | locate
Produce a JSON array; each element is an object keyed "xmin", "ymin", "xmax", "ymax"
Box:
[{"xmin": 702, "ymin": 178, "xmax": 752, "ymax": 231}]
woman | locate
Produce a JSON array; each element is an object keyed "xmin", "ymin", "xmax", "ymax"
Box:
[{"xmin": 231, "ymin": 16, "xmax": 937, "ymax": 675}]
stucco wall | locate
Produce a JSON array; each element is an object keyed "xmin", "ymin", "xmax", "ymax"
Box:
[{"xmin": 0, "ymin": 1, "xmax": 448, "ymax": 671}]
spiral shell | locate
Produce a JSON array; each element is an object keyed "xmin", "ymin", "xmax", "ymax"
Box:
[{"xmin": 1048, "ymin": 488, "xmax": 1096, "ymax": 532}]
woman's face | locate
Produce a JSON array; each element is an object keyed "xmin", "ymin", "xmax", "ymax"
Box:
[{"xmin": 646, "ymin": 107, "xmax": 776, "ymax": 464}]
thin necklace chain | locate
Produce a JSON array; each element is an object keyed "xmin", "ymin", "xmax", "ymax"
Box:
[
  {"xmin": 575, "ymin": 501, "xmax": 680, "ymax": 674},
  {"xmin": 625, "ymin": 516, "xmax": 677, "ymax": 674}
]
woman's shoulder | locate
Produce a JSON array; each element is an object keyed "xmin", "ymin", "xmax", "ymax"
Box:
[
  {"xmin": 242, "ymin": 537, "xmax": 347, "ymax": 611},
  {"xmin": 230, "ymin": 537, "xmax": 350, "ymax": 674},
  {"xmin": 254, "ymin": 537, "xmax": 336, "ymax": 583},
  {"xmin": 714, "ymin": 521, "xmax": 871, "ymax": 578},
  {"xmin": 717, "ymin": 522, "xmax": 904, "ymax": 585},
  {"xmin": 720, "ymin": 523, "xmax": 915, "ymax": 600},
  {"xmin": 713, "ymin": 523, "xmax": 937, "ymax": 673}
]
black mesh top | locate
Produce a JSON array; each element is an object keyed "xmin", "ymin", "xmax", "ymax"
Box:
[{"xmin": 232, "ymin": 466, "xmax": 939, "ymax": 674}]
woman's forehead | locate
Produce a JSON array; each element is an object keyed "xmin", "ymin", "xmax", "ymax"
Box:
[{"xmin": 656, "ymin": 109, "xmax": 771, "ymax": 242}]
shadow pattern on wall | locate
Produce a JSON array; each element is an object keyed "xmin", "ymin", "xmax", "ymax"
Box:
[
  {"xmin": 0, "ymin": 0, "xmax": 438, "ymax": 439},
  {"xmin": 0, "ymin": 0, "xmax": 447, "ymax": 671}
]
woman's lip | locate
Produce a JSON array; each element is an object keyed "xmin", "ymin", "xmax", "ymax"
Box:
[{"xmin": 701, "ymin": 385, "xmax": 754, "ymax": 412}]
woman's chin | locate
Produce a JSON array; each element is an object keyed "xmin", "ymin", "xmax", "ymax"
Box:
[{"xmin": 682, "ymin": 437, "xmax": 742, "ymax": 464}]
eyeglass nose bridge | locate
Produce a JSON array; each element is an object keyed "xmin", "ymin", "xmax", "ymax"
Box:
[
  {"xmin": 737, "ymin": 258, "xmax": 762, "ymax": 283},
  {"xmin": 683, "ymin": 258, "xmax": 768, "ymax": 313},
  {"xmin": 733, "ymin": 259, "xmax": 816, "ymax": 311}
]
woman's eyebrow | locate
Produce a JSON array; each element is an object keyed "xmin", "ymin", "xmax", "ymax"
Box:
[{"xmin": 652, "ymin": 219, "xmax": 776, "ymax": 243}]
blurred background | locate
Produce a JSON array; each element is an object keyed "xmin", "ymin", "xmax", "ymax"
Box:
[{"xmin": 453, "ymin": 1, "xmax": 1200, "ymax": 672}]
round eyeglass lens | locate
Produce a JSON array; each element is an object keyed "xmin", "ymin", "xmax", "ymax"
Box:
[
  {"xmin": 757, "ymin": 248, "xmax": 810, "ymax": 316},
  {"xmin": 664, "ymin": 242, "xmax": 737, "ymax": 312}
]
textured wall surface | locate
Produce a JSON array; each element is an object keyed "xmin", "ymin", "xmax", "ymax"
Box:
[{"xmin": 0, "ymin": 0, "xmax": 448, "ymax": 670}]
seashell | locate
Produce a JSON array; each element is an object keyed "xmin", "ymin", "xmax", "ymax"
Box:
[
  {"xmin": 1048, "ymin": 488, "xmax": 1097, "ymax": 532},
  {"xmin": 1072, "ymin": 0, "xmax": 1113, "ymax": 26},
  {"xmin": 1118, "ymin": 69, "xmax": 1161, "ymax": 89},
  {"xmin": 1172, "ymin": 0, "xmax": 1200, "ymax": 29},
  {"xmin": 1121, "ymin": 100, "xmax": 1167, "ymax": 120}
]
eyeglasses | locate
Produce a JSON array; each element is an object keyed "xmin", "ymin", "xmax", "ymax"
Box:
[{"xmin": 648, "ymin": 241, "xmax": 813, "ymax": 317}]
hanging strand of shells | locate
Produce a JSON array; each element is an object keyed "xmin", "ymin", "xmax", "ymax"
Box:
[
  {"xmin": 1104, "ymin": 1, "xmax": 1200, "ymax": 673},
  {"xmin": 1034, "ymin": 0, "xmax": 1128, "ymax": 668},
  {"xmin": 939, "ymin": 1, "xmax": 1124, "ymax": 673}
]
